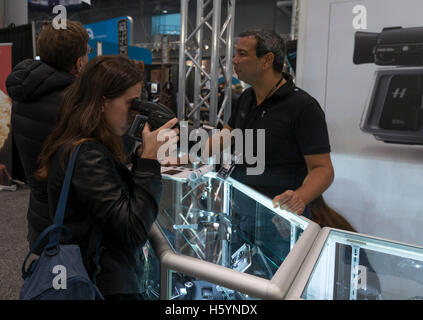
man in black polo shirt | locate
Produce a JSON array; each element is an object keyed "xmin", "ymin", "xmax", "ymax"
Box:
[{"xmin": 209, "ymin": 29, "xmax": 334, "ymax": 220}]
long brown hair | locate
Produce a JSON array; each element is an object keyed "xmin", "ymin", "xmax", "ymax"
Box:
[
  {"xmin": 310, "ymin": 195, "xmax": 357, "ymax": 232},
  {"xmin": 35, "ymin": 55, "xmax": 143, "ymax": 180}
]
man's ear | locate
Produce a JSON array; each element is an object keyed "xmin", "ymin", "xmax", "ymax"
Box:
[
  {"xmin": 76, "ymin": 56, "xmax": 84, "ymax": 72},
  {"xmin": 69, "ymin": 57, "xmax": 83, "ymax": 76},
  {"xmin": 263, "ymin": 52, "xmax": 275, "ymax": 70}
]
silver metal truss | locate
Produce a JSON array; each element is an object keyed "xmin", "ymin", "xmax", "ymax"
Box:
[
  {"xmin": 178, "ymin": 0, "xmax": 236, "ymax": 128},
  {"xmin": 290, "ymin": 0, "xmax": 300, "ymax": 40},
  {"xmin": 276, "ymin": 0, "xmax": 298, "ymax": 40}
]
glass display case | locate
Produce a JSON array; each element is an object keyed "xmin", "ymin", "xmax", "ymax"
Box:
[
  {"xmin": 143, "ymin": 167, "xmax": 320, "ymax": 300},
  {"xmin": 286, "ymin": 228, "xmax": 423, "ymax": 300}
]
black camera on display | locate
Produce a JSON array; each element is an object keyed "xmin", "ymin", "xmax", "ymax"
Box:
[
  {"xmin": 354, "ymin": 26, "xmax": 423, "ymax": 66},
  {"xmin": 127, "ymin": 99, "xmax": 178, "ymax": 142},
  {"xmin": 354, "ymin": 26, "xmax": 423, "ymax": 145}
]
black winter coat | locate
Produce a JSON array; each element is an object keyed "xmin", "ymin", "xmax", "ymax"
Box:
[
  {"xmin": 47, "ymin": 141, "xmax": 162, "ymax": 295},
  {"xmin": 6, "ymin": 59, "xmax": 74, "ymax": 250}
]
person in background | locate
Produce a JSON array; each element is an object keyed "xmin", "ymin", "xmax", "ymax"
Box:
[
  {"xmin": 6, "ymin": 20, "xmax": 89, "ymax": 252},
  {"xmin": 35, "ymin": 55, "xmax": 178, "ymax": 300},
  {"xmin": 0, "ymin": 163, "xmax": 13, "ymax": 186},
  {"xmin": 310, "ymin": 195, "xmax": 356, "ymax": 232}
]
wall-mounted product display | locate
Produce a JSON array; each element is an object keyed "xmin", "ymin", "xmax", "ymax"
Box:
[
  {"xmin": 143, "ymin": 171, "xmax": 320, "ymax": 300},
  {"xmin": 354, "ymin": 27, "xmax": 423, "ymax": 145},
  {"xmin": 286, "ymin": 228, "xmax": 423, "ymax": 300},
  {"xmin": 297, "ymin": 0, "xmax": 423, "ymax": 247}
]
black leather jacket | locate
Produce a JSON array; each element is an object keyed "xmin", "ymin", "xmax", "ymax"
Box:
[
  {"xmin": 47, "ymin": 141, "xmax": 162, "ymax": 295},
  {"xmin": 6, "ymin": 59, "xmax": 74, "ymax": 248}
]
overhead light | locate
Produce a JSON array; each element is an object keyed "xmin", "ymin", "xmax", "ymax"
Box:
[
  {"xmin": 205, "ymin": 45, "xmax": 209, "ymax": 50},
  {"xmin": 162, "ymin": 10, "xmax": 168, "ymax": 14}
]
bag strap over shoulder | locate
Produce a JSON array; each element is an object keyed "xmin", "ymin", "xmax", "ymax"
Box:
[
  {"xmin": 21, "ymin": 143, "xmax": 104, "ymax": 284},
  {"xmin": 21, "ymin": 224, "xmax": 70, "ymax": 279},
  {"xmin": 45, "ymin": 144, "xmax": 82, "ymax": 251}
]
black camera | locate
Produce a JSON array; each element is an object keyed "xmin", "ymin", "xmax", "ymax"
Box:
[
  {"xmin": 353, "ymin": 26, "xmax": 423, "ymax": 145},
  {"xmin": 354, "ymin": 26, "xmax": 423, "ymax": 66},
  {"xmin": 127, "ymin": 99, "xmax": 178, "ymax": 142}
]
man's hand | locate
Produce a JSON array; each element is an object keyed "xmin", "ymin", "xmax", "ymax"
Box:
[{"xmin": 272, "ymin": 190, "xmax": 306, "ymax": 215}]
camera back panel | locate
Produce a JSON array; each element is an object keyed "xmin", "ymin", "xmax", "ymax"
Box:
[{"xmin": 361, "ymin": 68, "xmax": 423, "ymax": 145}]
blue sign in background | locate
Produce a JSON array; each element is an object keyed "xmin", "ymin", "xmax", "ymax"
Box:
[
  {"xmin": 84, "ymin": 16, "xmax": 152, "ymax": 64},
  {"xmin": 87, "ymin": 40, "xmax": 152, "ymax": 64},
  {"xmin": 85, "ymin": 16, "xmax": 132, "ymax": 44},
  {"xmin": 151, "ymin": 13, "xmax": 181, "ymax": 36}
]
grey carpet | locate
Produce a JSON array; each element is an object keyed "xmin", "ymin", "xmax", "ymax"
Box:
[{"xmin": 0, "ymin": 188, "xmax": 29, "ymax": 300}]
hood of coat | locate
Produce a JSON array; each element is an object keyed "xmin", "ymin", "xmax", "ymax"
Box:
[{"xmin": 6, "ymin": 59, "xmax": 74, "ymax": 103}]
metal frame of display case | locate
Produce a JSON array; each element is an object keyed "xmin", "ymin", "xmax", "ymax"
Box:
[
  {"xmin": 147, "ymin": 174, "xmax": 321, "ymax": 300},
  {"xmin": 285, "ymin": 227, "xmax": 423, "ymax": 300}
]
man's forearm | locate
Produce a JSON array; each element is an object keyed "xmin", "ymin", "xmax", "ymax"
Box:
[{"xmin": 295, "ymin": 166, "xmax": 334, "ymax": 205}]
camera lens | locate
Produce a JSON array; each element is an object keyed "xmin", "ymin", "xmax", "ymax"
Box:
[{"xmin": 353, "ymin": 31, "xmax": 379, "ymax": 64}]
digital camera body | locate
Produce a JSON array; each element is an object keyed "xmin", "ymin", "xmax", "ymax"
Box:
[
  {"xmin": 360, "ymin": 67, "xmax": 423, "ymax": 145},
  {"xmin": 354, "ymin": 26, "xmax": 423, "ymax": 145},
  {"xmin": 127, "ymin": 99, "xmax": 178, "ymax": 142}
]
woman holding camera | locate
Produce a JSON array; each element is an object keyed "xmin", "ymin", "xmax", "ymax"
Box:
[{"xmin": 35, "ymin": 55, "xmax": 178, "ymax": 300}]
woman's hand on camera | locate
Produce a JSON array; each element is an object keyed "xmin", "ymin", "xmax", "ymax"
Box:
[
  {"xmin": 140, "ymin": 118, "xmax": 179, "ymax": 161},
  {"xmin": 135, "ymin": 143, "xmax": 144, "ymax": 157}
]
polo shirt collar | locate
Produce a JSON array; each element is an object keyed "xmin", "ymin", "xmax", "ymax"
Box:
[{"xmin": 273, "ymin": 72, "xmax": 296, "ymax": 99}]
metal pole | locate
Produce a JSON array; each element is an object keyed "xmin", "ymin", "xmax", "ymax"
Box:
[
  {"xmin": 178, "ymin": 0, "xmax": 189, "ymax": 121},
  {"xmin": 209, "ymin": 0, "xmax": 222, "ymax": 127},
  {"xmin": 349, "ymin": 245, "xmax": 360, "ymax": 300},
  {"xmin": 223, "ymin": 0, "xmax": 235, "ymax": 124},
  {"xmin": 193, "ymin": 0, "xmax": 204, "ymax": 128},
  {"xmin": 290, "ymin": 0, "xmax": 298, "ymax": 40},
  {"xmin": 160, "ymin": 265, "xmax": 169, "ymax": 299},
  {"xmin": 221, "ymin": 181, "xmax": 231, "ymax": 267},
  {"xmin": 31, "ymin": 20, "xmax": 36, "ymax": 58}
]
